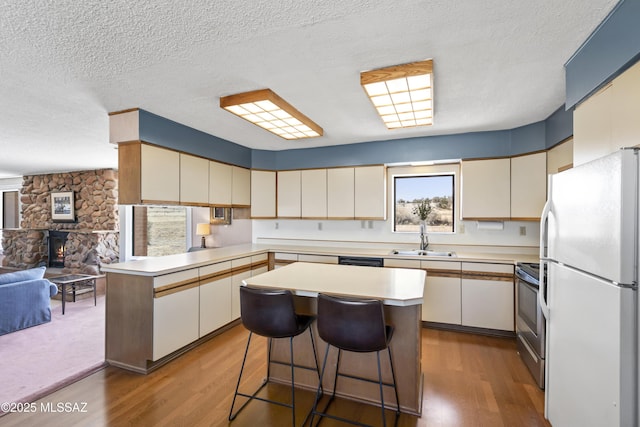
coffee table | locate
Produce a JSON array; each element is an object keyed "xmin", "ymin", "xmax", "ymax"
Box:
[{"xmin": 49, "ymin": 274, "xmax": 100, "ymax": 315}]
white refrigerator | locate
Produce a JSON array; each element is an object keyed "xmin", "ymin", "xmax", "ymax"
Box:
[{"xmin": 540, "ymin": 148, "xmax": 638, "ymax": 427}]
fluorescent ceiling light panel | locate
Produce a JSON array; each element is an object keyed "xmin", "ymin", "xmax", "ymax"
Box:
[
  {"xmin": 360, "ymin": 59, "xmax": 434, "ymax": 129},
  {"xmin": 220, "ymin": 89, "xmax": 323, "ymax": 140}
]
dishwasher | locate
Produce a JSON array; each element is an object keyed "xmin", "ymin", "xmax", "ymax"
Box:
[{"xmin": 338, "ymin": 256, "xmax": 384, "ymax": 267}]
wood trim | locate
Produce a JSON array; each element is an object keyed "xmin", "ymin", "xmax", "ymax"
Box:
[
  {"xmin": 510, "ymin": 217, "xmax": 541, "ymax": 221},
  {"xmin": 231, "ymin": 203, "xmax": 251, "ymax": 208},
  {"xmin": 361, "ymin": 59, "xmax": 432, "ymax": 86},
  {"xmin": 251, "ymin": 260, "xmax": 269, "ymax": 270},
  {"xmin": 199, "ymin": 270, "xmax": 233, "ymax": 283},
  {"xmin": 230, "ymin": 264, "xmax": 252, "ymax": 275},
  {"xmin": 220, "ymin": 89, "xmax": 323, "ymax": 136},
  {"xmin": 461, "ymin": 155, "xmax": 512, "ymax": 162},
  {"xmin": 558, "ymin": 163, "xmax": 573, "ymax": 172},
  {"xmin": 425, "ymin": 269, "xmax": 462, "ymax": 278},
  {"xmin": 154, "ymin": 280, "xmax": 200, "ymax": 298},
  {"xmin": 140, "ymin": 199, "xmax": 182, "ymax": 206},
  {"xmin": 117, "ymin": 142, "xmax": 142, "ymax": 204},
  {"xmin": 461, "ymin": 271, "xmax": 514, "ymax": 282},
  {"xmin": 510, "ymin": 149, "xmax": 547, "ymax": 159},
  {"xmin": 250, "ymin": 216, "xmax": 278, "ymax": 219},
  {"xmin": 108, "ymin": 108, "xmax": 139, "ymax": 116},
  {"xmin": 461, "ymin": 217, "xmax": 511, "ymax": 221},
  {"xmin": 274, "ymin": 259, "xmax": 297, "ymax": 266},
  {"xmin": 155, "ymin": 277, "xmax": 200, "ymax": 294},
  {"xmin": 423, "ymin": 321, "xmax": 516, "ymax": 338}
]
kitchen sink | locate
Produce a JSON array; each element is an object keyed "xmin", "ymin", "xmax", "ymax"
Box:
[{"xmin": 390, "ymin": 249, "xmax": 456, "ymax": 257}]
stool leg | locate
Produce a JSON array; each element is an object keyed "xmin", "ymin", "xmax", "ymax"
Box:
[
  {"xmin": 228, "ymin": 331, "xmax": 254, "ymax": 421},
  {"xmin": 388, "ymin": 346, "xmax": 400, "ymax": 417},
  {"xmin": 289, "ymin": 336, "xmax": 296, "ymax": 427},
  {"xmin": 308, "ymin": 327, "xmax": 323, "ymax": 394},
  {"xmin": 376, "ymin": 351, "xmax": 387, "ymax": 427},
  {"xmin": 310, "ymin": 342, "xmax": 331, "ymax": 426}
]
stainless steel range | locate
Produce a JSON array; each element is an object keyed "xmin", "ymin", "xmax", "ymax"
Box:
[{"xmin": 516, "ymin": 262, "xmax": 545, "ymax": 389}]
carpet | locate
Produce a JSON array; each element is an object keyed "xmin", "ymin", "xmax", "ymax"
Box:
[{"xmin": 0, "ymin": 294, "xmax": 106, "ymax": 408}]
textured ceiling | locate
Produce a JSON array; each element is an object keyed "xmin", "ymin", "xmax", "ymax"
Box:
[{"xmin": 0, "ymin": 0, "xmax": 619, "ymax": 178}]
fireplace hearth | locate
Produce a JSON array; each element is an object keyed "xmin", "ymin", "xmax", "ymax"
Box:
[{"xmin": 48, "ymin": 230, "xmax": 69, "ymax": 268}]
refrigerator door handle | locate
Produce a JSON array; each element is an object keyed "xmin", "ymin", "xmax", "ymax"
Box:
[
  {"xmin": 538, "ymin": 260, "xmax": 550, "ymax": 319},
  {"xmin": 539, "ymin": 198, "xmax": 550, "ymax": 260}
]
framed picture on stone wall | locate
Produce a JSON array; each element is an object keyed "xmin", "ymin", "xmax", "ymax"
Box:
[{"xmin": 51, "ymin": 191, "xmax": 75, "ymax": 222}]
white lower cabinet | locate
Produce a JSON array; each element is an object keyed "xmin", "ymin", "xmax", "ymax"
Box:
[
  {"xmin": 230, "ymin": 254, "xmax": 269, "ymax": 320},
  {"xmin": 421, "ymin": 261, "xmax": 462, "ymax": 324},
  {"xmin": 153, "ymin": 285, "xmax": 200, "ymax": 360},
  {"xmin": 199, "ymin": 261, "xmax": 232, "ymax": 336},
  {"xmin": 461, "ymin": 262, "xmax": 514, "ymax": 331}
]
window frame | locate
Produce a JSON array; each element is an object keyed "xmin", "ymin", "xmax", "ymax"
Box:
[{"xmin": 391, "ymin": 171, "xmax": 456, "ymax": 234}]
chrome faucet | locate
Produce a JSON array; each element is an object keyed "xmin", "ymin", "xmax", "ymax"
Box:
[{"xmin": 419, "ymin": 223, "xmax": 429, "ymax": 251}]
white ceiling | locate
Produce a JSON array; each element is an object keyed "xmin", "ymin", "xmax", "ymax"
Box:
[{"xmin": 0, "ymin": 0, "xmax": 619, "ymax": 179}]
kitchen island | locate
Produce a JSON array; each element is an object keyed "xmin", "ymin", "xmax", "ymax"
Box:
[{"xmin": 243, "ymin": 262, "xmax": 426, "ymax": 415}]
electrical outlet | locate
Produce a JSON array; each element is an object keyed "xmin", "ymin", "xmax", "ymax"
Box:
[
  {"xmin": 275, "ymin": 222, "xmax": 279, "ymax": 230},
  {"xmin": 459, "ymin": 223, "xmax": 465, "ymax": 234},
  {"xmin": 519, "ymin": 226, "xmax": 526, "ymax": 236},
  {"xmin": 318, "ymin": 222, "xmax": 323, "ymax": 231}
]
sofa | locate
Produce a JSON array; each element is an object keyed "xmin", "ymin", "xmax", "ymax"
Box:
[{"xmin": 0, "ymin": 267, "xmax": 59, "ymax": 336}]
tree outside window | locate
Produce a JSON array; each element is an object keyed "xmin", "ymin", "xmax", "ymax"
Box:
[{"xmin": 394, "ymin": 175, "xmax": 454, "ymax": 233}]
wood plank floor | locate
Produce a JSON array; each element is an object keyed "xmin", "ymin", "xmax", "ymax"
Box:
[{"xmin": 1, "ymin": 326, "xmax": 550, "ymax": 426}]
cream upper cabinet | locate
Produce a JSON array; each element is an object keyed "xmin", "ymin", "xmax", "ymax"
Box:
[
  {"xmin": 547, "ymin": 138, "xmax": 573, "ymax": 174},
  {"xmin": 510, "ymin": 152, "xmax": 546, "ymax": 220},
  {"xmin": 573, "ymin": 84, "xmax": 614, "ymax": 167},
  {"xmin": 277, "ymin": 170, "xmax": 301, "ymax": 218},
  {"xmin": 301, "ymin": 169, "xmax": 327, "ymax": 218},
  {"xmin": 209, "ymin": 161, "xmax": 232, "ymax": 206},
  {"xmin": 179, "ymin": 154, "xmax": 209, "ymax": 205},
  {"xmin": 251, "ymin": 170, "xmax": 277, "ymax": 218},
  {"xmin": 574, "ymin": 59, "xmax": 640, "ymax": 166},
  {"xmin": 231, "ymin": 166, "xmax": 251, "ymax": 206},
  {"xmin": 611, "ymin": 60, "xmax": 640, "ymax": 150},
  {"xmin": 354, "ymin": 165, "xmax": 386, "ymax": 219},
  {"xmin": 327, "ymin": 167, "xmax": 355, "ymax": 219},
  {"xmin": 140, "ymin": 144, "xmax": 180, "ymax": 203},
  {"xmin": 460, "ymin": 158, "xmax": 510, "ymax": 219}
]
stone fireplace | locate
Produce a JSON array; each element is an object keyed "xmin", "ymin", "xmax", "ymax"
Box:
[{"xmin": 1, "ymin": 169, "xmax": 119, "ymax": 274}]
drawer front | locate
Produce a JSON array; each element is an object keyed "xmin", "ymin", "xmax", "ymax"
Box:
[
  {"xmin": 384, "ymin": 259, "xmax": 421, "ymax": 269},
  {"xmin": 273, "ymin": 252, "xmax": 298, "ymax": 261},
  {"xmin": 199, "ymin": 261, "xmax": 232, "ymax": 278},
  {"xmin": 461, "ymin": 262, "xmax": 513, "ymax": 274},
  {"xmin": 298, "ymin": 254, "xmax": 339, "ymax": 264},
  {"xmin": 231, "ymin": 256, "xmax": 252, "ymax": 269},
  {"xmin": 251, "ymin": 253, "xmax": 268, "ymax": 263},
  {"xmin": 153, "ymin": 268, "xmax": 199, "ymax": 289}
]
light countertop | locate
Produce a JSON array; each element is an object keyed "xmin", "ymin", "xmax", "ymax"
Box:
[
  {"xmin": 243, "ymin": 262, "xmax": 425, "ymax": 306},
  {"xmin": 100, "ymin": 242, "xmax": 539, "ymax": 276}
]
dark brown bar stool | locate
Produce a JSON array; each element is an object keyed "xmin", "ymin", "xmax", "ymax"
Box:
[
  {"xmin": 228, "ymin": 286, "xmax": 322, "ymax": 426},
  {"xmin": 310, "ymin": 293, "xmax": 399, "ymax": 427}
]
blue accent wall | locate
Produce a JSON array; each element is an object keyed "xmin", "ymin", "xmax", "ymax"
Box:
[
  {"xmin": 544, "ymin": 106, "xmax": 573, "ymax": 148},
  {"xmin": 565, "ymin": 0, "xmax": 640, "ymax": 109},
  {"xmin": 138, "ymin": 110, "xmax": 252, "ymax": 168},
  {"xmin": 140, "ymin": 107, "xmax": 571, "ymax": 170}
]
